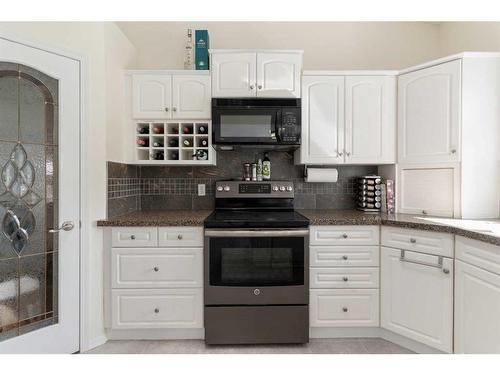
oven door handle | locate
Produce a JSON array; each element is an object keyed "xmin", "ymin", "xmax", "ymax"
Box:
[{"xmin": 204, "ymin": 229, "xmax": 309, "ymax": 238}]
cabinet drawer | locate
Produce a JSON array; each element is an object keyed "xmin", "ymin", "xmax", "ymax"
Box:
[
  {"xmin": 310, "ymin": 246, "xmax": 379, "ymax": 267},
  {"xmin": 310, "ymin": 289, "xmax": 379, "ymax": 327},
  {"xmin": 310, "ymin": 226, "xmax": 379, "ymax": 246},
  {"xmin": 381, "ymin": 226, "xmax": 453, "ymax": 257},
  {"xmin": 310, "ymin": 267, "xmax": 379, "ymax": 289},
  {"xmin": 158, "ymin": 227, "xmax": 203, "ymax": 247},
  {"xmin": 456, "ymin": 236, "xmax": 500, "ymax": 276},
  {"xmin": 111, "ymin": 248, "xmax": 203, "ymax": 289},
  {"xmin": 111, "ymin": 289, "xmax": 203, "ymax": 329},
  {"xmin": 112, "ymin": 227, "xmax": 158, "ymax": 247}
]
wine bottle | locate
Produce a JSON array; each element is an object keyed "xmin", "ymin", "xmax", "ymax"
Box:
[
  {"xmin": 183, "ymin": 139, "xmax": 192, "ymax": 147},
  {"xmin": 170, "ymin": 151, "xmax": 179, "ymax": 160},
  {"xmin": 137, "ymin": 138, "xmax": 148, "ymax": 147},
  {"xmin": 153, "ymin": 141, "xmax": 163, "ymax": 148},
  {"xmin": 199, "ymin": 139, "xmax": 208, "ymax": 147},
  {"xmin": 137, "ymin": 126, "xmax": 149, "ymax": 134},
  {"xmin": 182, "ymin": 126, "xmax": 192, "ymax": 134},
  {"xmin": 262, "ymin": 153, "xmax": 271, "ymax": 180},
  {"xmin": 152, "ymin": 126, "xmax": 163, "ymax": 134},
  {"xmin": 196, "ymin": 150, "xmax": 208, "ymax": 160},
  {"xmin": 198, "ymin": 125, "xmax": 207, "ymax": 134},
  {"xmin": 152, "ymin": 151, "xmax": 164, "ymax": 160},
  {"xmin": 168, "ymin": 138, "xmax": 179, "ymax": 147}
]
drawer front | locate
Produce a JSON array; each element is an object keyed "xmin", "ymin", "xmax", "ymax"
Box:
[
  {"xmin": 111, "ymin": 248, "xmax": 203, "ymax": 288},
  {"xmin": 112, "ymin": 227, "xmax": 158, "ymax": 247},
  {"xmin": 381, "ymin": 226, "xmax": 453, "ymax": 257},
  {"xmin": 310, "ymin": 267, "xmax": 379, "ymax": 289},
  {"xmin": 310, "ymin": 226, "xmax": 379, "ymax": 246},
  {"xmin": 456, "ymin": 236, "xmax": 500, "ymax": 276},
  {"xmin": 310, "ymin": 289, "xmax": 379, "ymax": 327},
  {"xmin": 310, "ymin": 246, "xmax": 379, "ymax": 267},
  {"xmin": 158, "ymin": 227, "xmax": 204, "ymax": 247},
  {"xmin": 111, "ymin": 289, "xmax": 203, "ymax": 329}
]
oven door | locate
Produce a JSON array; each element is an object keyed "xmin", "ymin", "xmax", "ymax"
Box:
[
  {"xmin": 212, "ymin": 107, "xmax": 281, "ymax": 144},
  {"xmin": 204, "ymin": 229, "xmax": 309, "ymax": 305}
]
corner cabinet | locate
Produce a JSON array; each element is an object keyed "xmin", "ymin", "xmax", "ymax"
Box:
[
  {"xmin": 132, "ymin": 71, "xmax": 211, "ymax": 120},
  {"xmin": 297, "ymin": 72, "xmax": 396, "ymax": 165},
  {"xmin": 210, "ymin": 50, "xmax": 302, "ymax": 98}
]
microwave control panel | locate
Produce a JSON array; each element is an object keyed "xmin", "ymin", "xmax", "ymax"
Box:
[{"xmin": 280, "ymin": 109, "xmax": 301, "ymax": 143}]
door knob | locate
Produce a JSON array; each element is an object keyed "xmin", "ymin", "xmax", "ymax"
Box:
[{"xmin": 49, "ymin": 221, "xmax": 74, "ymax": 233}]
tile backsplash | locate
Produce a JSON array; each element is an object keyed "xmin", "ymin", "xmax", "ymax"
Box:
[{"xmin": 107, "ymin": 150, "xmax": 377, "ymax": 218}]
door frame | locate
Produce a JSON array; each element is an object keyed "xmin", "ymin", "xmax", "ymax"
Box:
[{"xmin": 0, "ymin": 31, "xmax": 94, "ymax": 352}]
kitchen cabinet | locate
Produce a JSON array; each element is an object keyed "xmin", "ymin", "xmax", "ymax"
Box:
[
  {"xmin": 210, "ymin": 50, "xmax": 302, "ymax": 98},
  {"xmin": 297, "ymin": 73, "xmax": 396, "ymax": 165},
  {"xmin": 398, "ymin": 60, "xmax": 461, "ymax": 164},
  {"xmin": 344, "ymin": 76, "xmax": 396, "ymax": 164},
  {"xmin": 132, "ymin": 72, "xmax": 210, "ymax": 119},
  {"xmin": 381, "ymin": 246, "xmax": 453, "ymax": 353},
  {"xmin": 396, "ymin": 164, "xmax": 460, "ymax": 218},
  {"xmin": 454, "ymin": 236, "xmax": 500, "ymax": 353}
]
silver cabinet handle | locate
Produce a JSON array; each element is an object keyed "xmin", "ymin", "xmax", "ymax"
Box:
[
  {"xmin": 165, "ymin": 107, "xmax": 169, "ymax": 112},
  {"xmin": 342, "ymin": 276, "xmax": 349, "ymax": 282},
  {"xmin": 399, "ymin": 249, "xmax": 450, "ymax": 274},
  {"xmin": 342, "ymin": 307, "xmax": 348, "ymax": 312},
  {"xmin": 410, "ymin": 238, "xmax": 416, "ymax": 243},
  {"xmin": 342, "ymin": 255, "xmax": 348, "ymax": 260},
  {"xmin": 154, "ymin": 308, "xmax": 160, "ymax": 313},
  {"xmin": 49, "ymin": 221, "xmax": 74, "ymax": 233},
  {"xmin": 205, "ymin": 229, "xmax": 309, "ymax": 238},
  {"xmin": 177, "ymin": 234, "xmax": 183, "ymax": 240},
  {"xmin": 342, "ymin": 233, "xmax": 348, "ymax": 239},
  {"xmin": 153, "ymin": 266, "xmax": 159, "ymax": 272}
]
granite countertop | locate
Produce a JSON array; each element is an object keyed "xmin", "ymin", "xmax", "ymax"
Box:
[
  {"xmin": 97, "ymin": 209, "xmax": 500, "ymax": 247},
  {"xmin": 97, "ymin": 210, "xmax": 212, "ymax": 227},
  {"xmin": 299, "ymin": 209, "xmax": 500, "ymax": 246}
]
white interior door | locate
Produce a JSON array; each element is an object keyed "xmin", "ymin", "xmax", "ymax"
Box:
[{"xmin": 0, "ymin": 37, "xmax": 80, "ymax": 353}]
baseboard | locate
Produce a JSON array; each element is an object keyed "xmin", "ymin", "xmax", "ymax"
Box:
[
  {"xmin": 82, "ymin": 334, "xmax": 108, "ymax": 353},
  {"xmin": 379, "ymin": 329, "xmax": 446, "ymax": 354},
  {"xmin": 106, "ymin": 328, "xmax": 205, "ymax": 340}
]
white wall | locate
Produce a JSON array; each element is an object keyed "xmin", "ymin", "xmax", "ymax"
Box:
[
  {"xmin": 439, "ymin": 22, "xmax": 500, "ymax": 55},
  {"xmin": 0, "ymin": 21, "xmax": 134, "ymax": 351},
  {"xmin": 117, "ymin": 22, "xmax": 442, "ymax": 70}
]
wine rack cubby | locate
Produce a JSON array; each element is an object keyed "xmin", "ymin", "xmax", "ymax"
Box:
[{"xmin": 134, "ymin": 120, "xmax": 214, "ymax": 165}]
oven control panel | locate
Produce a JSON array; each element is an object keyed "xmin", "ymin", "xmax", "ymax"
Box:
[{"xmin": 215, "ymin": 181, "xmax": 294, "ymax": 198}]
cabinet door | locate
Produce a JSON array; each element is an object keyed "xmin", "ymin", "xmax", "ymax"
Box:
[
  {"xmin": 132, "ymin": 74, "xmax": 172, "ymax": 119},
  {"xmin": 172, "ymin": 75, "xmax": 211, "ymax": 119},
  {"xmin": 381, "ymin": 247, "xmax": 453, "ymax": 352},
  {"xmin": 300, "ymin": 76, "xmax": 344, "ymax": 164},
  {"xmin": 256, "ymin": 52, "xmax": 302, "ymax": 98},
  {"xmin": 397, "ymin": 164, "xmax": 459, "ymax": 218},
  {"xmin": 211, "ymin": 52, "xmax": 256, "ymax": 97},
  {"xmin": 398, "ymin": 60, "xmax": 461, "ymax": 163},
  {"xmin": 455, "ymin": 260, "xmax": 500, "ymax": 353},
  {"xmin": 345, "ymin": 76, "xmax": 396, "ymax": 164}
]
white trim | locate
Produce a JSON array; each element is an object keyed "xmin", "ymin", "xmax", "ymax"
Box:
[
  {"xmin": 0, "ymin": 31, "xmax": 93, "ymax": 353},
  {"xmin": 125, "ymin": 69, "xmax": 210, "ymax": 76},
  {"xmin": 209, "ymin": 49, "xmax": 304, "ymax": 54},
  {"xmin": 106, "ymin": 328, "xmax": 204, "ymax": 341},
  {"xmin": 303, "ymin": 70, "xmax": 398, "ymax": 76}
]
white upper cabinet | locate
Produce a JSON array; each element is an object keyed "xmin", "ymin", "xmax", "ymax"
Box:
[
  {"xmin": 172, "ymin": 75, "xmax": 211, "ymax": 119},
  {"xmin": 345, "ymin": 76, "xmax": 396, "ymax": 164},
  {"xmin": 132, "ymin": 72, "xmax": 210, "ymax": 120},
  {"xmin": 300, "ymin": 75, "xmax": 345, "ymax": 164},
  {"xmin": 210, "ymin": 50, "xmax": 302, "ymax": 98},
  {"xmin": 133, "ymin": 74, "xmax": 172, "ymax": 119},
  {"xmin": 211, "ymin": 52, "xmax": 256, "ymax": 97},
  {"xmin": 398, "ymin": 60, "xmax": 461, "ymax": 163},
  {"xmin": 256, "ymin": 53, "xmax": 301, "ymax": 98}
]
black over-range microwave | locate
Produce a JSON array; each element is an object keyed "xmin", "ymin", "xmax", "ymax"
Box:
[{"xmin": 211, "ymin": 98, "xmax": 301, "ymax": 146}]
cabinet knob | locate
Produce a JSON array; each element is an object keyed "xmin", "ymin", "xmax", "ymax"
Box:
[
  {"xmin": 342, "ymin": 233, "xmax": 348, "ymax": 239},
  {"xmin": 177, "ymin": 234, "xmax": 183, "ymax": 240},
  {"xmin": 422, "ymin": 210, "xmax": 428, "ymax": 215},
  {"xmin": 346, "ymin": 152, "xmax": 351, "ymax": 157},
  {"xmin": 338, "ymin": 151, "xmax": 343, "ymax": 156},
  {"xmin": 173, "ymin": 107, "xmax": 177, "ymax": 112},
  {"xmin": 249, "ymin": 85, "xmax": 255, "ymax": 90},
  {"xmin": 342, "ymin": 255, "xmax": 348, "ymax": 260},
  {"xmin": 343, "ymin": 276, "xmax": 349, "ymax": 282},
  {"xmin": 130, "ymin": 235, "xmax": 136, "ymax": 240},
  {"xmin": 451, "ymin": 149, "xmax": 457, "ymax": 154},
  {"xmin": 154, "ymin": 308, "xmax": 160, "ymax": 313},
  {"xmin": 443, "ymin": 268, "xmax": 450, "ymax": 274},
  {"xmin": 165, "ymin": 107, "xmax": 169, "ymax": 112},
  {"xmin": 153, "ymin": 266, "xmax": 159, "ymax": 272},
  {"xmin": 410, "ymin": 238, "xmax": 416, "ymax": 244},
  {"xmin": 258, "ymin": 85, "xmax": 262, "ymax": 89},
  {"xmin": 342, "ymin": 307, "xmax": 348, "ymax": 312}
]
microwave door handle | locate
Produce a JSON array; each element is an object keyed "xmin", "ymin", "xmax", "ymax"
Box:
[
  {"xmin": 205, "ymin": 229, "xmax": 309, "ymax": 238},
  {"xmin": 275, "ymin": 111, "xmax": 282, "ymax": 141}
]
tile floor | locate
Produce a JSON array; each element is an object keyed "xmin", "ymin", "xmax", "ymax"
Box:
[{"xmin": 85, "ymin": 338, "xmax": 414, "ymax": 354}]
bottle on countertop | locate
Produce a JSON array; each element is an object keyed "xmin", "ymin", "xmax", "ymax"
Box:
[
  {"xmin": 256, "ymin": 159, "xmax": 263, "ymax": 181},
  {"xmin": 251, "ymin": 163, "xmax": 257, "ymax": 181},
  {"xmin": 262, "ymin": 153, "xmax": 271, "ymax": 180}
]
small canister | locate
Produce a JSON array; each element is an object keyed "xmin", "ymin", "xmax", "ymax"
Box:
[
  {"xmin": 243, "ymin": 163, "xmax": 251, "ymax": 181},
  {"xmin": 251, "ymin": 163, "xmax": 257, "ymax": 181}
]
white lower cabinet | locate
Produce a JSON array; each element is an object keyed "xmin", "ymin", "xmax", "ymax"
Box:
[
  {"xmin": 105, "ymin": 226, "xmax": 204, "ymax": 336},
  {"xmin": 310, "ymin": 289, "xmax": 379, "ymax": 327},
  {"xmin": 381, "ymin": 246, "xmax": 453, "ymax": 352}
]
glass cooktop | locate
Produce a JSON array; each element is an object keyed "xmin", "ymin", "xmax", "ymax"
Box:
[{"xmin": 204, "ymin": 210, "xmax": 310, "ymax": 228}]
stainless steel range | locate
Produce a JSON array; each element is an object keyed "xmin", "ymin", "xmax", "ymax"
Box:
[{"xmin": 204, "ymin": 180, "xmax": 310, "ymax": 345}]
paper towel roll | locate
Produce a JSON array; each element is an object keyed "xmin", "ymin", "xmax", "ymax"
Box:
[{"xmin": 305, "ymin": 168, "xmax": 338, "ymax": 183}]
